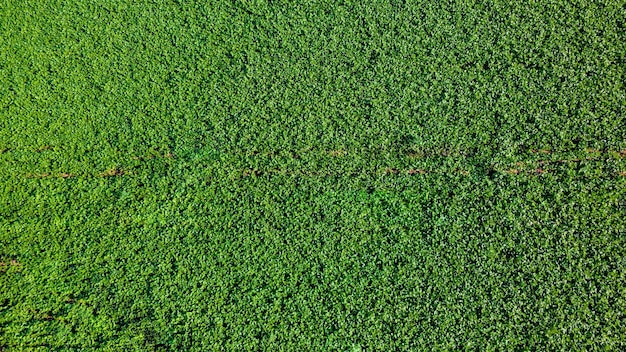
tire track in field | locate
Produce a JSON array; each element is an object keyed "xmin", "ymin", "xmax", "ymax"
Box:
[{"xmin": 6, "ymin": 147, "xmax": 626, "ymax": 179}]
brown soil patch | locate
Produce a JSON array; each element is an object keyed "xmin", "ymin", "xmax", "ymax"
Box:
[
  {"xmin": 407, "ymin": 169, "xmax": 426, "ymax": 175},
  {"xmin": 329, "ymin": 150, "xmax": 346, "ymax": 157},
  {"xmin": 101, "ymin": 168, "xmax": 125, "ymax": 177},
  {"xmin": 0, "ymin": 259, "xmax": 20, "ymax": 267},
  {"xmin": 35, "ymin": 146, "xmax": 53, "ymax": 152},
  {"xmin": 531, "ymin": 149, "xmax": 551, "ymax": 154},
  {"xmin": 384, "ymin": 168, "xmax": 399, "ymax": 175},
  {"xmin": 0, "ymin": 259, "xmax": 21, "ymax": 272}
]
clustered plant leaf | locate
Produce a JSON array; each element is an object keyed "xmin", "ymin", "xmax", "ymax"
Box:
[{"xmin": 1, "ymin": 0, "xmax": 625, "ymax": 350}]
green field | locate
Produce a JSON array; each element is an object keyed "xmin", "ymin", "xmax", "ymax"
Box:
[{"xmin": 1, "ymin": 0, "xmax": 626, "ymax": 350}]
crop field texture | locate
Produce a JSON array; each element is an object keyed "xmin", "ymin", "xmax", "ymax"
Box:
[{"xmin": 1, "ymin": 0, "xmax": 626, "ymax": 350}]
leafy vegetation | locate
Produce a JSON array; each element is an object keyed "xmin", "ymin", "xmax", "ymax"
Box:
[{"xmin": 1, "ymin": 0, "xmax": 625, "ymax": 350}]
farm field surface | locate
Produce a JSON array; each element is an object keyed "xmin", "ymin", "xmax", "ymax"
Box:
[{"xmin": 1, "ymin": 0, "xmax": 626, "ymax": 350}]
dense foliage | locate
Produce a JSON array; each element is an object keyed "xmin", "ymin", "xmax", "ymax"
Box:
[{"xmin": 1, "ymin": 0, "xmax": 625, "ymax": 350}]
